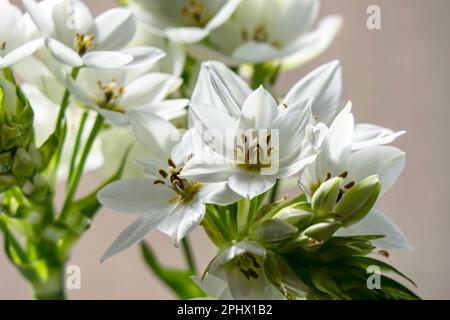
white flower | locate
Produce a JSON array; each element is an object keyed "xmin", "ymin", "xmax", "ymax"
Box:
[
  {"xmin": 200, "ymin": 241, "xmax": 285, "ymax": 300},
  {"xmin": 182, "ymin": 62, "xmax": 317, "ymax": 199},
  {"xmin": 187, "ymin": 0, "xmax": 342, "ymax": 70},
  {"xmin": 23, "ymin": 0, "xmax": 159, "ymax": 68},
  {"xmin": 65, "ymin": 63, "xmax": 188, "ymax": 126},
  {"xmin": 98, "ymin": 112, "xmax": 240, "ymax": 261},
  {"xmin": 0, "ymin": 0, "xmax": 43, "ymax": 69},
  {"xmin": 298, "ymin": 105, "xmax": 412, "ymax": 250},
  {"xmin": 128, "ymin": 0, "xmax": 242, "ymax": 44}
]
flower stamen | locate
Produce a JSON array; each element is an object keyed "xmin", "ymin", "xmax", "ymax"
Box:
[{"xmin": 75, "ymin": 32, "xmax": 95, "ymax": 56}]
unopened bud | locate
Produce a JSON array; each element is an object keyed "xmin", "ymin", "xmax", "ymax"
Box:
[
  {"xmin": 334, "ymin": 175, "xmax": 382, "ymax": 227},
  {"xmin": 302, "ymin": 221, "xmax": 341, "ymax": 242},
  {"xmin": 259, "ymin": 219, "xmax": 298, "ymax": 243},
  {"xmin": 12, "ymin": 148, "xmax": 35, "ymax": 178},
  {"xmin": 273, "ymin": 202, "xmax": 313, "ymax": 226},
  {"xmin": 311, "ymin": 177, "xmax": 343, "ymax": 218}
]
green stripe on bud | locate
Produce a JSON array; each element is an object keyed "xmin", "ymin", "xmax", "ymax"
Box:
[
  {"xmin": 334, "ymin": 175, "xmax": 382, "ymax": 227},
  {"xmin": 311, "ymin": 177, "xmax": 344, "ymax": 218}
]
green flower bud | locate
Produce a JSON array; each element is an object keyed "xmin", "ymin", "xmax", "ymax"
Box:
[
  {"xmin": 302, "ymin": 221, "xmax": 341, "ymax": 242},
  {"xmin": 273, "ymin": 202, "xmax": 313, "ymax": 226},
  {"xmin": 0, "ymin": 174, "xmax": 16, "ymax": 192},
  {"xmin": 12, "ymin": 148, "xmax": 35, "ymax": 178},
  {"xmin": 0, "ymin": 151, "xmax": 12, "ymax": 173},
  {"xmin": 334, "ymin": 175, "xmax": 382, "ymax": 227},
  {"xmin": 311, "ymin": 177, "xmax": 344, "ymax": 218},
  {"xmin": 1, "ymin": 123, "xmax": 23, "ymax": 150},
  {"xmin": 259, "ymin": 219, "xmax": 298, "ymax": 243}
]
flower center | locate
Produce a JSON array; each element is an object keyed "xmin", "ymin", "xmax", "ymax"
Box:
[
  {"xmin": 95, "ymin": 80, "xmax": 126, "ymax": 113},
  {"xmin": 154, "ymin": 159, "xmax": 202, "ymax": 204},
  {"xmin": 181, "ymin": 0, "xmax": 207, "ymax": 26},
  {"xmin": 241, "ymin": 25, "xmax": 282, "ymax": 48},
  {"xmin": 233, "ymin": 253, "xmax": 262, "ymax": 280},
  {"xmin": 75, "ymin": 33, "xmax": 95, "ymax": 56},
  {"xmin": 235, "ymin": 131, "xmax": 274, "ymax": 173}
]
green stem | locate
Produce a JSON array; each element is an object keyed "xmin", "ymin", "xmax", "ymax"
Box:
[
  {"xmin": 68, "ymin": 111, "xmax": 89, "ymax": 182},
  {"xmin": 181, "ymin": 237, "xmax": 196, "ymax": 275},
  {"xmin": 59, "ymin": 115, "xmax": 104, "ymax": 222},
  {"xmin": 55, "ymin": 68, "xmax": 80, "ymax": 135}
]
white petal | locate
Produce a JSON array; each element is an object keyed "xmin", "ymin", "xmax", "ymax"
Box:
[
  {"xmin": 283, "ymin": 60, "xmax": 342, "ymax": 125},
  {"xmin": 93, "ymin": 8, "xmax": 136, "ymax": 50},
  {"xmin": 52, "ymin": 0, "xmax": 93, "ymax": 46},
  {"xmin": 158, "ymin": 201, "xmax": 205, "ymax": 246},
  {"xmin": 352, "ymin": 123, "xmax": 406, "ymax": 150},
  {"xmin": 22, "ymin": 0, "xmax": 54, "ymax": 35},
  {"xmin": 189, "ymin": 101, "xmax": 238, "ymax": 131},
  {"xmin": 98, "ymin": 178, "xmax": 175, "ymax": 214},
  {"xmin": 101, "ymin": 212, "xmax": 167, "ymax": 262},
  {"xmin": 240, "ymin": 86, "xmax": 278, "ymax": 129},
  {"xmin": 281, "ymin": 15, "xmax": 343, "ymax": 71},
  {"xmin": 46, "ymin": 38, "xmax": 83, "ymax": 67},
  {"xmin": 346, "ymin": 146, "xmax": 406, "ymax": 195},
  {"xmin": 205, "ymin": 0, "xmax": 241, "ymax": 30},
  {"xmin": 128, "ymin": 110, "xmax": 180, "ymax": 161},
  {"xmin": 0, "ymin": 38, "xmax": 43, "ymax": 68},
  {"xmin": 337, "ymin": 208, "xmax": 413, "ymax": 250},
  {"xmin": 82, "ymin": 51, "xmax": 133, "ymax": 68},
  {"xmin": 98, "ymin": 109, "xmax": 129, "ymax": 127},
  {"xmin": 120, "ymin": 73, "xmax": 181, "ymax": 108},
  {"xmin": 192, "ymin": 61, "xmax": 250, "ymax": 118},
  {"xmin": 120, "ymin": 46, "xmax": 165, "ymax": 69},
  {"xmin": 186, "ymin": 43, "xmax": 241, "ymax": 67},
  {"xmin": 228, "ymin": 171, "xmax": 276, "ymax": 199},
  {"xmin": 165, "ymin": 27, "xmax": 209, "ymax": 44},
  {"xmin": 137, "ymin": 99, "xmax": 188, "ymax": 120},
  {"xmin": 65, "ymin": 74, "xmax": 97, "ymax": 109},
  {"xmin": 192, "ymin": 274, "xmax": 229, "ymax": 299},
  {"xmin": 180, "ymin": 154, "xmax": 238, "ymax": 183},
  {"xmin": 232, "ymin": 42, "xmax": 280, "ymax": 63},
  {"xmin": 198, "ymin": 182, "xmax": 241, "ymax": 206},
  {"xmin": 320, "ymin": 102, "xmax": 354, "ymax": 174}
]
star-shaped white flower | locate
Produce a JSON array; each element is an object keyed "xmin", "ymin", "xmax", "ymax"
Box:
[
  {"xmin": 187, "ymin": 0, "xmax": 342, "ymax": 70},
  {"xmin": 128, "ymin": 0, "xmax": 242, "ymax": 44},
  {"xmin": 0, "ymin": 0, "xmax": 43, "ymax": 69},
  {"xmin": 23, "ymin": 0, "xmax": 160, "ymax": 69},
  {"xmin": 182, "ymin": 62, "xmax": 317, "ymax": 199},
  {"xmin": 65, "ymin": 63, "xmax": 188, "ymax": 126},
  {"xmin": 98, "ymin": 112, "xmax": 240, "ymax": 261},
  {"xmin": 299, "ymin": 105, "xmax": 412, "ymax": 250}
]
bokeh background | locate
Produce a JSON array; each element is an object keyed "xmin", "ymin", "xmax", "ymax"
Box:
[{"xmin": 2, "ymin": 0, "xmax": 449, "ymax": 299}]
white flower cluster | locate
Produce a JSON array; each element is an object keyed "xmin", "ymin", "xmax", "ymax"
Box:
[{"xmin": 0, "ymin": 0, "xmax": 412, "ymax": 300}]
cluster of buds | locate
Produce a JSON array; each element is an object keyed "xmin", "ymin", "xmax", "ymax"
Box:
[
  {"xmin": 261, "ymin": 175, "xmax": 382, "ymax": 253},
  {"xmin": 0, "ymin": 78, "xmax": 56, "ymax": 197},
  {"xmin": 199, "ymin": 175, "xmax": 394, "ymax": 300}
]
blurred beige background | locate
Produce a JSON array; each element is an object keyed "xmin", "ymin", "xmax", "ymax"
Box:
[{"xmin": 2, "ymin": 0, "xmax": 449, "ymax": 299}]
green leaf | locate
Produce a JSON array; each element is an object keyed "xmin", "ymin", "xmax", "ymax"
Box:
[
  {"xmin": 140, "ymin": 242, "xmax": 205, "ymax": 300},
  {"xmin": 336, "ymin": 256, "xmax": 416, "ymax": 288}
]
